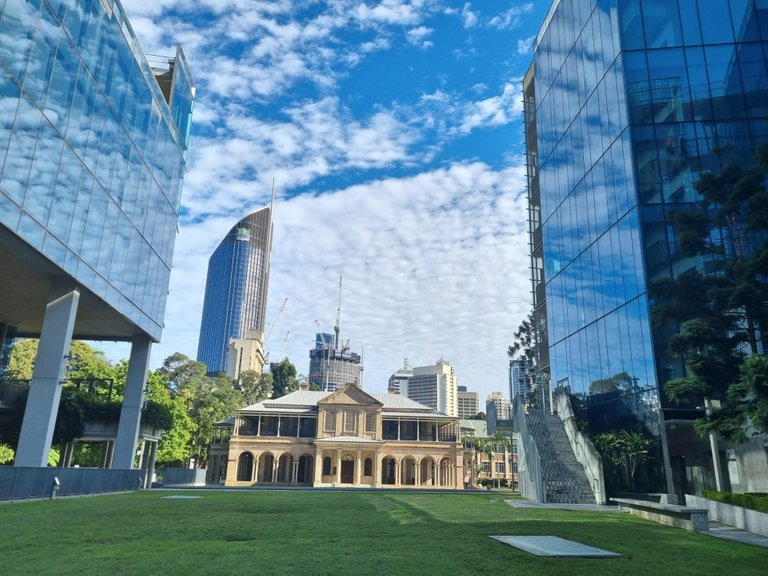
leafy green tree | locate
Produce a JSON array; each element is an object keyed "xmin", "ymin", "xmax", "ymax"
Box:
[
  {"xmin": 0, "ymin": 443, "xmax": 13, "ymax": 464},
  {"xmin": 238, "ymin": 370, "xmax": 272, "ymax": 405},
  {"xmin": 185, "ymin": 372, "xmax": 242, "ymax": 468},
  {"xmin": 145, "ymin": 369, "xmax": 193, "ymax": 467},
  {"xmin": 270, "ymin": 358, "xmax": 298, "ymax": 398},
  {"xmin": 159, "ymin": 352, "xmax": 208, "ymax": 395},
  {"xmin": 656, "ymin": 144, "xmax": 768, "ymax": 441},
  {"xmin": 6, "ymin": 338, "xmax": 37, "ymax": 380},
  {"xmin": 508, "ymin": 312, "xmax": 548, "ymax": 410}
]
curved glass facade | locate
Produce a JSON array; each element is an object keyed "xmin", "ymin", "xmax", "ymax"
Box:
[
  {"xmin": 0, "ymin": 0, "xmax": 194, "ymax": 341},
  {"xmin": 197, "ymin": 207, "xmax": 273, "ymax": 375},
  {"xmin": 528, "ymin": 0, "xmax": 768, "ymax": 492}
]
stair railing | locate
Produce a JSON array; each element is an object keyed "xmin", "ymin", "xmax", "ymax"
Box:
[
  {"xmin": 554, "ymin": 391, "xmax": 606, "ymax": 504},
  {"xmin": 513, "ymin": 396, "xmax": 545, "ymax": 502}
]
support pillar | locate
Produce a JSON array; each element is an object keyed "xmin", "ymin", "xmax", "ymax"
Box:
[
  {"xmin": 355, "ymin": 449, "xmax": 362, "ymax": 485},
  {"xmin": 15, "ymin": 285, "xmax": 80, "ymax": 467},
  {"xmin": 313, "ymin": 449, "xmax": 323, "ymax": 486},
  {"xmin": 336, "ymin": 448, "xmax": 342, "ymax": 484},
  {"xmin": 292, "ymin": 459, "xmax": 299, "ymax": 483},
  {"xmin": 145, "ymin": 441, "xmax": 157, "ymax": 488},
  {"xmin": 113, "ymin": 335, "xmax": 152, "ymax": 469},
  {"xmin": 374, "ymin": 448, "xmax": 382, "ymax": 487}
]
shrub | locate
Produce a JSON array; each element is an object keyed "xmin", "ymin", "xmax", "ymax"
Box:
[{"xmin": 702, "ymin": 490, "xmax": 768, "ymax": 514}]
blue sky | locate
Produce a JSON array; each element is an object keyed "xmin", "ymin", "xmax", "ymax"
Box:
[{"xmin": 117, "ymin": 0, "xmax": 552, "ymax": 403}]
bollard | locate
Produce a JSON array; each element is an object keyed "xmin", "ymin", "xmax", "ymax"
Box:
[{"xmin": 51, "ymin": 477, "xmax": 60, "ymax": 500}]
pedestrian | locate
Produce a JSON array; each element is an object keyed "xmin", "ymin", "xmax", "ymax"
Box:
[{"xmin": 463, "ymin": 473, "xmax": 470, "ymax": 489}]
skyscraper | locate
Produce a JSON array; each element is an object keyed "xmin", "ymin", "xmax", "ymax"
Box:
[
  {"xmin": 526, "ymin": 0, "xmax": 768, "ymax": 494},
  {"xmin": 406, "ymin": 360, "xmax": 458, "ymax": 416},
  {"xmin": 457, "ymin": 386, "xmax": 480, "ymax": 419},
  {"xmin": 509, "ymin": 358, "xmax": 532, "ymax": 405},
  {"xmin": 387, "ymin": 358, "xmax": 413, "ymax": 395},
  {"xmin": 0, "ymin": 0, "xmax": 194, "ymax": 468},
  {"xmin": 197, "ymin": 207, "xmax": 272, "ymax": 375},
  {"xmin": 308, "ymin": 332, "xmax": 362, "ymax": 391}
]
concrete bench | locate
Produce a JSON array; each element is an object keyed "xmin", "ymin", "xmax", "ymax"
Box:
[{"xmin": 611, "ymin": 497, "xmax": 709, "ymax": 532}]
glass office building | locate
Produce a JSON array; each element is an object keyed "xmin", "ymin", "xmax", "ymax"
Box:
[
  {"xmin": 526, "ymin": 0, "xmax": 768, "ymax": 493},
  {"xmin": 0, "ymin": 0, "xmax": 194, "ymax": 341},
  {"xmin": 0, "ymin": 0, "xmax": 194, "ymax": 468},
  {"xmin": 197, "ymin": 207, "xmax": 273, "ymax": 375}
]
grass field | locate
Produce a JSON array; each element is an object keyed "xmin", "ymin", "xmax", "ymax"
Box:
[{"xmin": 2, "ymin": 490, "xmax": 766, "ymax": 575}]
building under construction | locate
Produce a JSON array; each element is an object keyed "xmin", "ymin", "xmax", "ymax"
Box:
[{"xmin": 308, "ymin": 334, "xmax": 362, "ymax": 392}]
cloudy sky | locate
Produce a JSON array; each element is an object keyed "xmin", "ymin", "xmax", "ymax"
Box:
[{"xmin": 115, "ymin": 0, "xmax": 550, "ymax": 402}]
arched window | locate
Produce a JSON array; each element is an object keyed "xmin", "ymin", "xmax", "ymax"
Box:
[
  {"xmin": 322, "ymin": 456, "xmax": 332, "ymax": 475},
  {"xmin": 364, "ymin": 458, "xmax": 372, "ymax": 476}
]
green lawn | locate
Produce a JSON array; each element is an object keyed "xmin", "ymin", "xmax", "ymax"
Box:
[{"xmin": 2, "ymin": 490, "xmax": 766, "ymax": 575}]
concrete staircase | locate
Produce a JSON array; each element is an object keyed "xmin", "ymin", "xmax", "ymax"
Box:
[{"xmin": 525, "ymin": 411, "xmax": 595, "ymax": 504}]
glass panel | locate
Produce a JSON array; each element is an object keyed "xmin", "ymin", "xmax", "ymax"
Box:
[
  {"xmin": 618, "ymin": 0, "xmax": 645, "ymax": 50},
  {"xmin": 697, "ymin": 0, "xmax": 735, "ymax": 43},
  {"xmin": 642, "ymin": 0, "xmax": 683, "ymax": 47}
]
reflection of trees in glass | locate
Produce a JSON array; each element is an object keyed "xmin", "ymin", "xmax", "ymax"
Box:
[
  {"xmin": 593, "ymin": 429, "xmax": 654, "ymax": 494},
  {"xmin": 508, "ymin": 312, "xmax": 549, "ymax": 410},
  {"xmin": 651, "ymin": 144, "xmax": 768, "ymax": 442}
]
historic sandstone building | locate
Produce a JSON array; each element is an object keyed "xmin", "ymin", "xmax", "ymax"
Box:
[{"xmin": 210, "ymin": 385, "xmax": 465, "ymax": 488}]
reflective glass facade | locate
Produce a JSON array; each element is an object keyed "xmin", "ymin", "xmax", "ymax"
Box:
[
  {"xmin": 527, "ymin": 0, "xmax": 768, "ymax": 492},
  {"xmin": 0, "ymin": 0, "xmax": 194, "ymax": 341},
  {"xmin": 197, "ymin": 207, "xmax": 273, "ymax": 375}
]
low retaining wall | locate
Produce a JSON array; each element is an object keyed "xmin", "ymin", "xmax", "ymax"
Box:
[
  {"xmin": 685, "ymin": 494, "xmax": 768, "ymax": 537},
  {"xmin": 162, "ymin": 468, "xmax": 207, "ymax": 486},
  {"xmin": 0, "ymin": 467, "xmax": 142, "ymax": 501}
]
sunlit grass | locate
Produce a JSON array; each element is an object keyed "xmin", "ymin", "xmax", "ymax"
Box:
[{"xmin": 2, "ymin": 490, "xmax": 766, "ymax": 575}]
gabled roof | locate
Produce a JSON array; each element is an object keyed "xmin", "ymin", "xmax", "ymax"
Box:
[{"xmin": 318, "ymin": 384, "xmax": 383, "ymax": 407}]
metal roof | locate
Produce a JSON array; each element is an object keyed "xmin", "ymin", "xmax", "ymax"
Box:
[{"xmin": 240, "ymin": 388, "xmax": 443, "ymax": 415}]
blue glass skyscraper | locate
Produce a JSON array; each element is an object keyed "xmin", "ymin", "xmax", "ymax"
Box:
[
  {"xmin": 0, "ymin": 0, "xmax": 194, "ymax": 468},
  {"xmin": 526, "ymin": 0, "xmax": 768, "ymax": 494},
  {"xmin": 197, "ymin": 207, "xmax": 273, "ymax": 375}
]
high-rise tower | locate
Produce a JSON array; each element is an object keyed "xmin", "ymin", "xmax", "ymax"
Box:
[
  {"xmin": 197, "ymin": 207, "xmax": 272, "ymax": 375},
  {"xmin": 526, "ymin": 0, "xmax": 768, "ymax": 494}
]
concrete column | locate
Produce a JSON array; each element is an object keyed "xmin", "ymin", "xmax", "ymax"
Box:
[
  {"xmin": 416, "ymin": 458, "xmax": 421, "ymax": 486},
  {"xmin": 271, "ymin": 458, "xmax": 278, "ymax": 482},
  {"xmin": 15, "ymin": 285, "xmax": 80, "ymax": 467},
  {"xmin": 336, "ymin": 448, "xmax": 342, "ymax": 484},
  {"xmin": 252, "ymin": 456, "xmax": 259, "ymax": 483},
  {"xmin": 313, "ymin": 449, "xmax": 323, "ymax": 486},
  {"xmin": 292, "ymin": 459, "xmax": 299, "ymax": 483},
  {"xmin": 374, "ymin": 448, "xmax": 382, "ymax": 487},
  {"xmin": 355, "ymin": 449, "xmax": 362, "ymax": 485},
  {"xmin": 396, "ymin": 461, "xmax": 401, "ymax": 486},
  {"xmin": 113, "ymin": 335, "xmax": 152, "ymax": 469},
  {"xmin": 145, "ymin": 441, "xmax": 158, "ymax": 488}
]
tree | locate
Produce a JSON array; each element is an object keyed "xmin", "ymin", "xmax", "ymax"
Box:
[
  {"xmin": 469, "ymin": 411, "xmax": 486, "ymax": 421},
  {"xmin": 159, "ymin": 352, "xmax": 208, "ymax": 396},
  {"xmin": 508, "ymin": 312, "xmax": 548, "ymax": 410},
  {"xmin": 184, "ymin": 372, "xmax": 242, "ymax": 468},
  {"xmin": 238, "ymin": 370, "xmax": 272, "ymax": 405},
  {"xmin": 144, "ymin": 369, "xmax": 193, "ymax": 467},
  {"xmin": 657, "ymin": 144, "xmax": 768, "ymax": 441},
  {"xmin": 270, "ymin": 358, "xmax": 298, "ymax": 398}
]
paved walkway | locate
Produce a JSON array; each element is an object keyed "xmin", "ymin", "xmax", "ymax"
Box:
[{"xmin": 504, "ymin": 499, "xmax": 768, "ymax": 549}]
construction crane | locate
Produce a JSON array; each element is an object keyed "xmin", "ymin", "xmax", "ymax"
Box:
[{"xmin": 264, "ymin": 297, "xmax": 288, "ymax": 365}]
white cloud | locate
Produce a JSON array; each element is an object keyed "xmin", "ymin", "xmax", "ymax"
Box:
[
  {"xmin": 406, "ymin": 25, "xmax": 434, "ymax": 49},
  {"xmin": 517, "ymin": 34, "xmax": 536, "ymax": 55},
  {"xmin": 459, "ymin": 82, "xmax": 524, "ymax": 134},
  {"xmin": 461, "ymin": 3, "xmax": 478, "ymax": 28},
  {"xmin": 489, "ymin": 3, "xmax": 534, "ymax": 30}
]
